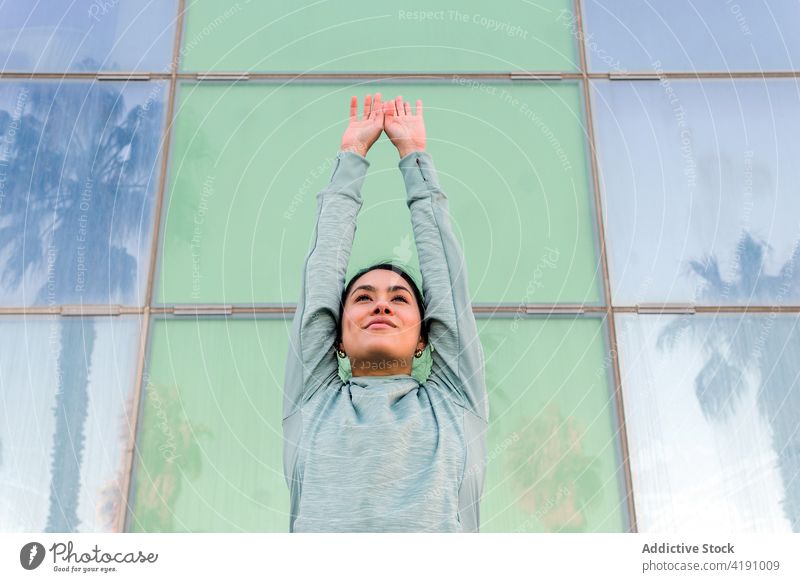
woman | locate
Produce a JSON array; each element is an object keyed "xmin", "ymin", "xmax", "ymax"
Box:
[{"xmin": 283, "ymin": 92, "xmax": 488, "ymax": 532}]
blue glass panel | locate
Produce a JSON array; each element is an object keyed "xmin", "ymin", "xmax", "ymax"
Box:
[
  {"xmin": 0, "ymin": 316, "xmax": 141, "ymax": 532},
  {"xmin": 591, "ymin": 79, "xmax": 800, "ymax": 305},
  {"xmin": 0, "ymin": 1, "xmax": 177, "ymax": 72},
  {"xmin": 616, "ymin": 313, "xmax": 800, "ymax": 532},
  {"xmin": 0, "ymin": 81, "xmax": 167, "ymax": 306},
  {"xmin": 582, "ymin": 0, "xmax": 800, "ymax": 73}
]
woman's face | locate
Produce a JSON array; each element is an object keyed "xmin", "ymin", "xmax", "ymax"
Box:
[{"xmin": 339, "ymin": 268, "xmax": 426, "ymax": 376}]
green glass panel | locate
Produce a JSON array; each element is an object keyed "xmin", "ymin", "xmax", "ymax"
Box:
[
  {"xmin": 129, "ymin": 315, "xmax": 624, "ymax": 532},
  {"xmin": 157, "ymin": 81, "xmax": 599, "ymax": 305},
  {"xmin": 479, "ymin": 317, "xmax": 627, "ymax": 532},
  {"xmin": 181, "ymin": 0, "xmax": 577, "ymax": 72},
  {"xmin": 129, "ymin": 317, "xmax": 288, "ymax": 532}
]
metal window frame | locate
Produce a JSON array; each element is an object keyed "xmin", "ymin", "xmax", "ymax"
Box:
[{"xmin": 1, "ymin": 0, "xmax": 800, "ymax": 534}]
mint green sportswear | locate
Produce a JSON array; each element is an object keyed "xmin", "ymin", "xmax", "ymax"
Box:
[{"xmin": 282, "ymin": 149, "xmax": 489, "ymax": 532}]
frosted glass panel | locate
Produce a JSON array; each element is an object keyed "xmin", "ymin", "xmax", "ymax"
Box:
[
  {"xmin": 0, "ymin": 0, "xmax": 177, "ymax": 72},
  {"xmin": 616, "ymin": 313, "xmax": 800, "ymax": 532},
  {"xmin": 592, "ymin": 79, "xmax": 800, "ymax": 305},
  {"xmin": 582, "ymin": 0, "xmax": 800, "ymax": 73},
  {"xmin": 0, "ymin": 81, "xmax": 166, "ymax": 306},
  {"xmin": 0, "ymin": 316, "xmax": 141, "ymax": 532}
]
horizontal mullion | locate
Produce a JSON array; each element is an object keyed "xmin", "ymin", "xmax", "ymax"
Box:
[
  {"xmin": 0, "ymin": 72, "xmax": 172, "ymax": 80},
  {"xmin": 3, "ymin": 71, "xmax": 800, "ymax": 82},
  {"xmin": 182, "ymin": 72, "xmax": 577, "ymax": 81},
  {"xmin": 618, "ymin": 305, "xmax": 800, "ymax": 314},
  {"xmin": 0, "ymin": 306, "xmax": 144, "ymax": 315},
  {"xmin": 598, "ymin": 71, "xmax": 800, "ymax": 80},
  {"xmin": 3, "ymin": 304, "xmax": 800, "ymax": 316},
  {"xmin": 0, "ymin": 71, "xmax": 577, "ymax": 81}
]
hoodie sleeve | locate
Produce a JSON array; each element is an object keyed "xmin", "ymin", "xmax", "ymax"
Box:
[
  {"xmin": 282, "ymin": 150, "xmax": 368, "ymax": 420},
  {"xmin": 399, "ymin": 150, "xmax": 489, "ymax": 422}
]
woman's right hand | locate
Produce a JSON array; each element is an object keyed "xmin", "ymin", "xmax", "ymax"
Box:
[{"xmin": 340, "ymin": 93, "xmax": 384, "ymax": 158}]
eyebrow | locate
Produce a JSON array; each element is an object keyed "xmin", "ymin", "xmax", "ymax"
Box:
[{"xmin": 349, "ymin": 284, "xmax": 413, "ymax": 299}]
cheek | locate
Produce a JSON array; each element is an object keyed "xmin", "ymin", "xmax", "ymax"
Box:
[
  {"xmin": 401, "ymin": 309, "xmax": 422, "ymax": 330},
  {"xmin": 343, "ymin": 306, "xmax": 366, "ymax": 329}
]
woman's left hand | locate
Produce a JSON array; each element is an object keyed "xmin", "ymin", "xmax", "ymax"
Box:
[
  {"xmin": 340, "ymin": 93, "xmax": 384, "ymax": 157},
  {"xmin": 383, "ymin": 95, "xmax": 426, "ymax": 159}
]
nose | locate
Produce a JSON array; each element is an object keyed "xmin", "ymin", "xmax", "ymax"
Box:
[{"xmin": 372, "ymin": 298, "xmax": 393, "ymax": 314}]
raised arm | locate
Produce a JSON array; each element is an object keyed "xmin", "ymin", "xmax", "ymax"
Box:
[
  {"xmin": 385, "ymin": 96, "xmax": 489, "ymax": 421},
  {"xmin": 283, "ymin": 94, "xmax": 385, "ymax": 420},
  {"xmin": 400, "ymin": 150, "xmax": 488, "ymax": 421}
]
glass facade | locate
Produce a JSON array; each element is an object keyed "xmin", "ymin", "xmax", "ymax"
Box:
[
  {"xmin": 180, "ymin": 0, "xmax": 578, "ymax": 73},
  {"xmin": 129, "ymin": 317, "xmax": 287, "ymax": 532},
  {"xmin": 0, "ymin": 1, "xmax": 178, "ymax": 72},
  {"xmin": 582, "ymin": 0, "xmax": 800, "ymax": 73},
  {"xmin": 616, "ymin": 314, "xmax": 800, "ymax": 532},
  {"xmin": 156, "ymin": 81, "xmax": 599, "ymax": 305},
  {"xmin": 591, "ymin": 79, "xmax": 800, "ymax": 306},
  {"xmin": 2, "ymin": 1, "xmax": 798, "ymax": 533},
  {"xmin": 0, "ymin": 81, "xmax": 167, "ymax": 306},
  {"xmin": 0, "ymin": 316, "xmax": 141, "ymax": 532},
  {"xmin": 479, "ymin": 317, "xmax": 627, "ymax": 533}
]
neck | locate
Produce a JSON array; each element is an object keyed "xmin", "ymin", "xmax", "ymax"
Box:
[{"xmin": 349, "ymin": 357, "xmax": 413, "ymax": 377}]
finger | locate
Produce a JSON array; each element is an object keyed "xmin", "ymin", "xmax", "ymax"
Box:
[
  {"xmin": 371, "ymin": 92, "xmax": 382, "ymax": 119},
  {"xmin": 383, "ymin": 101, "xmax": 395, "ymax": 117},
  {"xmin": 349, "ymin": 96, "xmax": 357, "ymax": 120},
  {"xmin": 364, "ymin": 94, "xmax": 372, "ymax": 119},
  {"xmin": 403, "ymin": 101, "xmax": 411, "ymax": 115},
  {"xmin": 416, "ymin": 99, "xmax": 423, "ymax": 117},
  {"xmin": 395, "ymin": 95, "xmax": 403, "ymax": 117}
]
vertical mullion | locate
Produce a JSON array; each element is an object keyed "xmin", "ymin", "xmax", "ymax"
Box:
[
  {"xmin": 573, "ymin": 0, "xmax": 638, "ymax": 532},
  {"xmin": 116, "ymin": 0, "xmax": 187, "ymax": 533}
]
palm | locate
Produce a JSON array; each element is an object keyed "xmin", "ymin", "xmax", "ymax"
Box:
[
  {"xmin": 342, "ymin": 118, "xmax": 381, "ymax": 150},
  {"xmin": 384, "ymin": 114, "xmax": 424, "ymax": 143},
  {"xmin": 383, "ymin": 96, "xmax": 426, "ymax": 157},
  {"xmin": 341, "ymin": 93, "xmax": 384, "ymax": 155}
]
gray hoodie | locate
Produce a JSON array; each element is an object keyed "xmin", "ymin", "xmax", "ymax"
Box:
[{"xmin": 282, "ymin": 149, "xmax": 488, "ymax": 532}]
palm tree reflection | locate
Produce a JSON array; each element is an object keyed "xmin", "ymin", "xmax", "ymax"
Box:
[
  {"xmin": 657, "ymin": 231, "xmax": 800, "ymax": 531},
  {"xmin": 132, "ymin": 380, "xmax": 211, "ymax": 532},
  {"xmin": 505, "ymin": 403, "xmax": 602, "ymax": 532},
  {"xmin": 0, "ymin": 82, "xmax": 163, "ymax": 531}
]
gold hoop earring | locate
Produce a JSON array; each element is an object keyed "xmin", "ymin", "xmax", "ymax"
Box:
[
  {"xmin": 414, "ymin": 349, "xmax": 423, "ymax": 358},
  {"xmin": 337, "ymin": 349, "xmax": 346, "ymax": 358}
]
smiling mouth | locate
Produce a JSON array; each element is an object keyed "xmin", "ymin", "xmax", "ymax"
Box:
[{"xmin": 365, "ymin": 320, "xmax": 395, "ymax": 329}]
